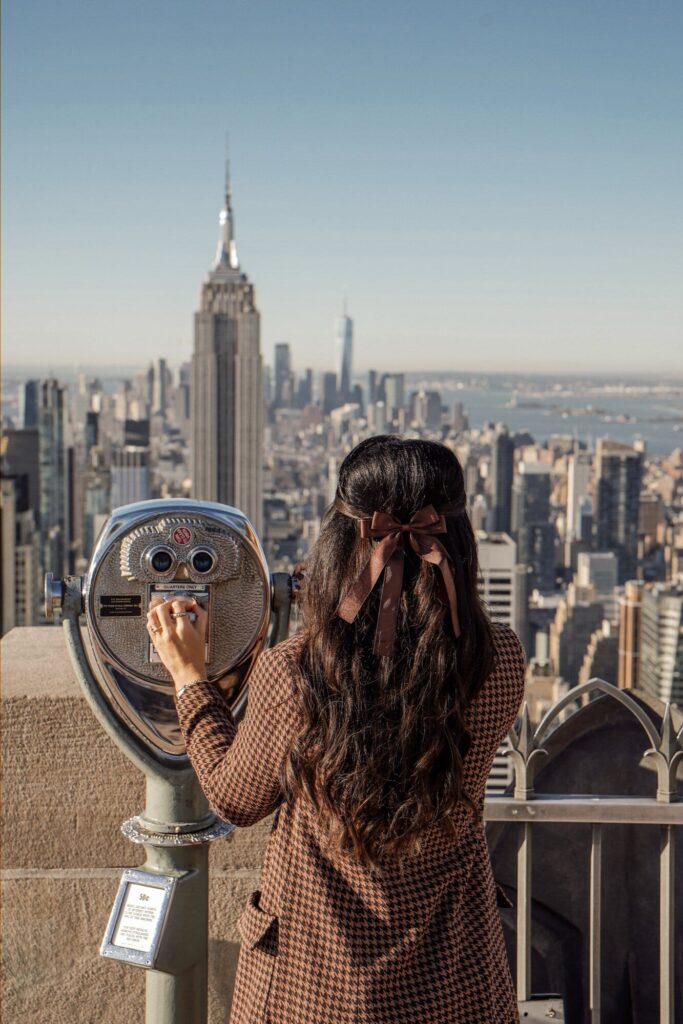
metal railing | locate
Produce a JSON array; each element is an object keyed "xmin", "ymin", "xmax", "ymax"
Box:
[{"xmin": 483, "ymin": 678, "xmax": 683, "ymax": 1024}]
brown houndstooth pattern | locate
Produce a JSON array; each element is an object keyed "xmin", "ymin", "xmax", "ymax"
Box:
[{"xmin": 175, "ymin": 621, "xmax": 527, "ymax": 1024}]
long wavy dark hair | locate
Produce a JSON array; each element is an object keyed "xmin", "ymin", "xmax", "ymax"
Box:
[{"xmin": 282, "ymin": 436, "xmax": 496, "ymax": 870}]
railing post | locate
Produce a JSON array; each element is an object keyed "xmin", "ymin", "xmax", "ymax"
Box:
[
  {"xmin": 515, "ymin": 821, "xmax": 532, "ymax": 1001},
  {"xmin": 589, "ymin": 823, "xmax": 602, "ymax": 1024},
  {"xmin": 659, "ymin": 824, "xmax": 675, "ymax": 1024}
]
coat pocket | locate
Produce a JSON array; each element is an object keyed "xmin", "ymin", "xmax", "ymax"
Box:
[
  {"xmin": 237, "ymin": 889, "xmax": 279, "ymax": 953},
  {"xmin": 234, "ymin": 890, "xmax": 279, "ymax": 1020},
  {"xmin": 494, "ymin": 882, "xmax": 514, "ymax": 909}
]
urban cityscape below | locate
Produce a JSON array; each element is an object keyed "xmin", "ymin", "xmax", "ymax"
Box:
[{"xmin": 2, "ymin": 162, "xmax": 683, "ymax": 740}]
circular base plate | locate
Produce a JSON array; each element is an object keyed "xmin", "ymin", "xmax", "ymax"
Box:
[{"xmin": 121, "ymin": 815, "xmax": 235, "ymax": 846}]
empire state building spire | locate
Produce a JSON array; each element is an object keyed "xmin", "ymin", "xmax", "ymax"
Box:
[
  {"xmin": 212, "ymin": 155, "xmax": 239, "ymax": 274},
  {"xmin": 193, "ymin": 152, "xmax": 263, "ymax": 535}
]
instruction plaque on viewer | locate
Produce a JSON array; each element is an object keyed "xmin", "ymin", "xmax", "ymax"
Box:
[{"xmin": 100, "ymin": 868, "xmax": 177, "ymax": 968}]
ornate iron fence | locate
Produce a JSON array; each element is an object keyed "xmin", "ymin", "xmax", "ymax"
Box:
[{"xmin": 483, "ymin": 678, "xmax": 683, "ymax": 1024}]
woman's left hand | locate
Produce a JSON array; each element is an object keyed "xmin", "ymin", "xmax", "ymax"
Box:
[{"xmin": 146, "ymin": 597, "xmax": 208, "ymax": 693}]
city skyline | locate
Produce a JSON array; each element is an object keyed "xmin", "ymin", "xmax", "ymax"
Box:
[{"xmin": 3, "ymin": 1, "xmax": 683, "ymax": 374}]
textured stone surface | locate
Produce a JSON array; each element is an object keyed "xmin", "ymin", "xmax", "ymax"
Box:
[
  {"xmin": 1, "ymin": 627, "xmax": 272, "ymax": 1021},
  {"xmin": 1, "ymin": 871, "xmax": 259, "ymax": 1024}
]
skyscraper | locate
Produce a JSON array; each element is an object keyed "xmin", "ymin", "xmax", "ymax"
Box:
[
  {"xmin": 32, "ymin": 379, "xmax": 72, "ymax": 578},
  {"xmin": 153, "ymin": 357, "xmax": 169, "ymax": 418},
  {"xmin": 566, "ymin": 450, "xmax": 592, "ymax": 541},
  {"xmin": 274, "ymin": 343, "xmax": 294, "ymax": 408},
  {"xmin": 618, "ymin": 579, "xmax": 644, "ymax": 689},
  {"xmin": 639, "ymin": 581, "xmax": 683, "ymax": 703},
  {"xmin": 594, "ymin": 439, "xmax": 643, "ymax": 585},
  {"xmin": 192, "ymin": 159, "xmax": 263, "ymax": 534},
  {"xmin": 477, "ymin": 530, "xmax": 531, "ymax": 652},
  {"xmin": 322, "ymin": 372, "xmax": 338, "ymax": 415},
  {"xmin": 511, "ymin": 462, "xmax": 555, "ymax": 592},
  {"xmin": 490, "ymin": 426, "xmax": 514, "ymax": 533},
  {"xmin": 336, "ymin": 309, "xmax": 353, "ymax": 403},
  {"xmin": 384, "ymin": 374, "xmax": 405, "ymax": 420},
  {"xmin": 111, "ymin": 446, "xmax": 151, "ymax": 508}
]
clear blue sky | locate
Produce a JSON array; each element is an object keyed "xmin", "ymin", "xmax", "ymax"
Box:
[{"xmin": 3, "ymin": 0, "xmax": 682, "ymax": 374}]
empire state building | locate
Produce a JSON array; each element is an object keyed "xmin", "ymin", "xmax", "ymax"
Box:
[{"xmin": 191, "ymin": 162, "xmax": 263, "ymax": 535}]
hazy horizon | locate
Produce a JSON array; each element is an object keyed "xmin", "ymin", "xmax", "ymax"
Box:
[{"xmin": 3, "ymin": 361, "xmax": 683, "ymax": 385}]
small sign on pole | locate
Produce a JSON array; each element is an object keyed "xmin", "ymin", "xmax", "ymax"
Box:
[{"xmin": 100, "ymin": 869, "xmax": 177, "ymax": 969}]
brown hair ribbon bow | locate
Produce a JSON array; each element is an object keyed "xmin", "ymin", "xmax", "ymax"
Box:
[{"xmin": 335, "ymin": 502, "xmax": 462, "ymax": 657}]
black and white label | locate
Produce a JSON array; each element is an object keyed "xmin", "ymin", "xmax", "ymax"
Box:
[{"xmin": 99, "ymin": 595, "xmax": 142, "ymax": 618}]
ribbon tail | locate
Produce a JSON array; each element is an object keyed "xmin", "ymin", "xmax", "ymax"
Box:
[
  {"xmin": 412, "ymin": 535, "xmax": 462, "ymax": 640},
  {"xmin": 438, "ymin": 558, "xmax": 461, "ymax": 639},
  {"xmin": 336, "ymin": 535, "xmax": 399, "ymax": 624},
  {"xmin": 373, "ymin": 545, "xmax": 405, "ymax": 656}
]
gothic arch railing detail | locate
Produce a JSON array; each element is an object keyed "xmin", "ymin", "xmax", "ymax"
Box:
[
  {"xmin": 489, "ymin": 676, "xmax": 683, "ymax": 1022},
  {"xmin": 505, "ymin": 677, "xmax": 683, "ymax": 802}
]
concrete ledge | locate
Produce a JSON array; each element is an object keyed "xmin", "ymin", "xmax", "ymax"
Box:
[
  {"xmin": 1, "ymin": 626, "xmax": 274, "ymax": 871},
  {"xmin": 1, "ymin": 870, "xmax": 260, "ymax": 1024}
]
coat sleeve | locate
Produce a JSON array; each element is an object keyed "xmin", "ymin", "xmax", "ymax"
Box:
[
  {"xmin": 465, "ymin": 625, "xmax": 527, "ymax": 810},
  {"xmin": 174, "ymin": 644, "xmax": 301, "ymax": 827},
  {"xmin": 496, "ymin": 626, "xmax": 527, "ymax": 741}
]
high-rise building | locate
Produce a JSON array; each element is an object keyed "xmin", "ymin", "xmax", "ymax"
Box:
[
  {"xmin": 296, "ymin": 369, "xmax": 313, "ymax": 409},
  {"xmin": 1, "ymin": 430, "xmax": 42, "ymax": 626},
  {"xmin": 322, "ymin": 372, "xmax": 338, "ymax": 415},
  {"xmin": 22, "ymin": 380, "xmax": 40, "ymax": 429},
  {"xmin": 576, "ymin": 551, "xmax": 618, "ymax": 595},
  {"xmin": 176, "ymin": 362, "xmax": 192, "ymax": 438},
  {"xmin": 638, "ymin": 493, "xmax": 663, "ymax": 542},
  {"xmin": 491, "ymin": 426, "xmax": 514, "ymax": 534},
  {"xmin": 639, "ymin": 582, "xmax": 683, "ymax": 704},
  {"xmin": 336, "ymin": 311, "xmax": 353, "ymax": 403},
  {"xmin": 549, "ymin": 584, "xmax": 605, "ymax": 686},
  {"xmin": 32, "ymin": 379, "xmax": 73, "ymax": 578},
  {"xmin": 384, "ymin": 374, "xmax": 405, "ymax": 419},
  {"xmin": 124, "ymin": 419, "xmax": 151, "ymax": 448},
  {"xmin": 367, "ymin": 370, "xmax": 378, "ymax": 406},
  {"xmin": 476, "ymin": 530, "xmax": 528, "ymax": 644},
  {"xmin": 368, "ymin": 401, "xmax": 386, "ymax": 434},
  {"xmin": 192, "ymin": 159, "xmax": 263, "ymax": 534},
  {"xmin": 330, "ymin": 403, "xmax": 361, "ymax": 443},
  {"xmin": 1, "ymin": 479, "xmax": 16, "ymax": 635},
  {"xmin": 452, "ymin": 401, "xmax": 467, "ymax": 434},
  {"xmin": 594, "ymin": 439, "xmax": 643, "ymax": 585},
  {"xmin": 153, "ymin": 358, "xmax": 169, "ymax": 417},
  {"xmin": 85, "ymin": 411, "xmax": 99, "ymax": 454},
  {"xmin": 618, "ymin": 579, "xmax": 644, "ymax": 689},
  {"xmin": 566, "ymin": 450, "xmax": 592, "ymax": 541},
  {"xmin": 579, "ymin": 620, "xmax": 618, "ymax": 685},
  {"xmin": 111, "ymin": 446, "xmax": 151, "ymax": 508},
  {"xmin": 511, "ymin": 462, "xmax": 555, "ymax": 592},
  {"xmin": 82, "ymin": 449, "xmax": 111, "ymax": 560},
  {"xmin": 411, "ymin": 391, "xmax": 442, "ymax": 431},
  {"xmin": 274, "ymin": 344, "xmax": 294, "ymax": 408}
]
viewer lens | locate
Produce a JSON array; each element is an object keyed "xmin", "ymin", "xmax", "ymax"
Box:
[
  {"xmin": 150, "ymin": 549, "xmax": 174, "ymax": 574},
  {"xmin": 191, "ymin": 549, "xmax": 214, "ymax": 574}
]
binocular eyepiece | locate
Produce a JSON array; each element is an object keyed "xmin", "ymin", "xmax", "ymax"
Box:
[{"xmin": 45, "ymin": 499, "xmax": 279, "ymax": 769}]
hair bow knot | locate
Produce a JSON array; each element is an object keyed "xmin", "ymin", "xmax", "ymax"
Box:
[{"xmin": 335, "ymin": 503, "xmax": 462, "ymax": 657}]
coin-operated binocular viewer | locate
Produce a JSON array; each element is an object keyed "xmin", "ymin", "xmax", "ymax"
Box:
[{"xmin": 45, "ymin": 499, "xmax": 294, "ymax": 1024}]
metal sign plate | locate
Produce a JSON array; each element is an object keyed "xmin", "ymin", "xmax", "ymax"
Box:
[
  {"xmin": 518, "ymin": 996, "xmax": 565, "ymax": 1021},
  {"xmin": 100, "ymin": 868, "xmax": 177, "ymax": 968}
]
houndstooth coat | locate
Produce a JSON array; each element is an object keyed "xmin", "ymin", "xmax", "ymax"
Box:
[{"xmin": 175, "ymin": 621, "xmax": 526, "ymax": 1024}]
